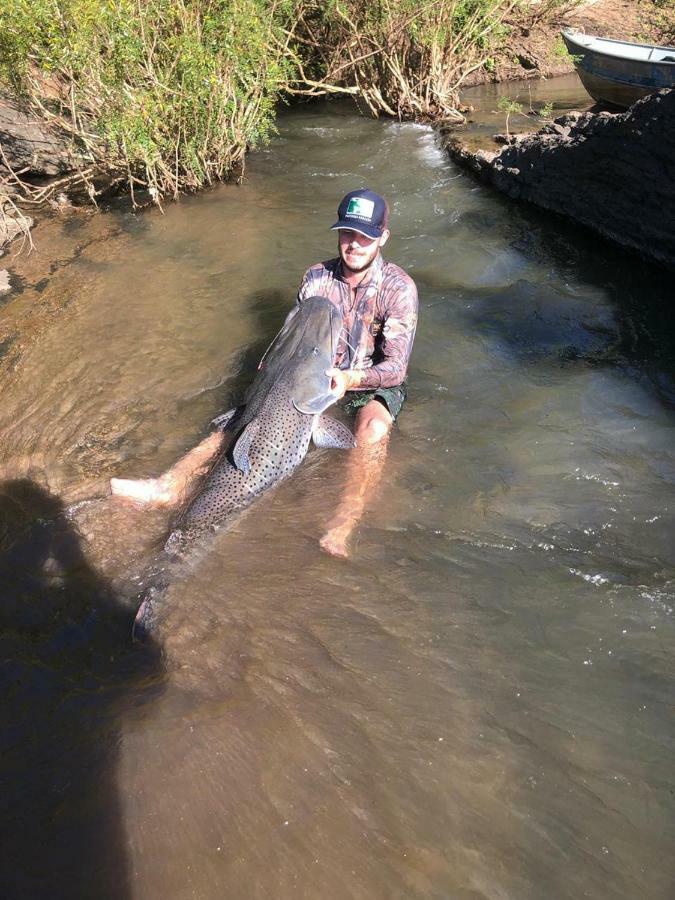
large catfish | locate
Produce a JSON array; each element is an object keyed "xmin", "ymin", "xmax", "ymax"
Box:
[{"xmin": 133, "ymin": 295, "xmax": 354, "ymax": 636}]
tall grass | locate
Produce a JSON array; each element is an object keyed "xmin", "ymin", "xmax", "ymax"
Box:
[
  {"xmin": 0, "ymin": 0, "xmax": 296, "ymax": 202},
  {"xmin": 0, "ymin": 1, "xmax": 586, "ymax": 204},
  {"xmin": 283, "ymin": 0, "xmax": 519, "ymax": 120}
]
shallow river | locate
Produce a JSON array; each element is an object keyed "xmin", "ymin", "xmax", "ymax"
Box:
[{"xmin": 1, "ymin": 88, "xmax": 674, "ymax": 900}]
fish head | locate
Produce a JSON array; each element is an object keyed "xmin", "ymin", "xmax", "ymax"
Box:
[
  {"xmin": 243, "ymin": 296, "xmax": 340, "ymax": 414},
  {"xmin": 283, "ymin": 296, "xmax": 343, "ymax": 414}
]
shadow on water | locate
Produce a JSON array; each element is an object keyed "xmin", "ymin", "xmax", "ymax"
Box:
[
  {"xmin": 0, "ymin": 479, "xmax": 165, "ymax": 900},
  {"xmin": 457, "ymin": 198, "xmax": 675, "ymax": 408}
]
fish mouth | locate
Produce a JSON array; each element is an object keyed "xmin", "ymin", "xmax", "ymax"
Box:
[{"xmin": 292, "ymin": 388, "xmax": 340, "ymax": 415}]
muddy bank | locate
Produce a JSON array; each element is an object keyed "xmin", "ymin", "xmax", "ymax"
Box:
[
  {"xmin": 474, "ymin": 0, "xmax": 675, "ymax": 87},
  {"xmin": 0, "ymin": 95, "xmax": 83, "ymax": 277},
  {"xmin": 0, "ymin": 95, "xmax": 80, "ymax": 178},
  {"xmin": 442, "ymin": 89, "xmax": 675, "ymax": 272},
  {"xmin": 1, "ymin": 0, "xmax": 672, "ymax": 269}
]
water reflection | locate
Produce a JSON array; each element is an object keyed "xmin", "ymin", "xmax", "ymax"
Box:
[{"xmin": 457, "ymin": 72, "xmax": 595, "ymax": 148}]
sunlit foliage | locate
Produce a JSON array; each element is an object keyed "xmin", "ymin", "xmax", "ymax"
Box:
[{"xmin": 0, "ymin": 1, "xmax": 587, "ymax": 202}]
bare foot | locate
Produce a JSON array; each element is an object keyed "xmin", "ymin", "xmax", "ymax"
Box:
[
  {"xmin": 319, "ymin": 524, "xmax": 351, "ymax": 558},
  {"xmin": 110, "ymin": 476, "xmax": 175, "ymax": 507}
]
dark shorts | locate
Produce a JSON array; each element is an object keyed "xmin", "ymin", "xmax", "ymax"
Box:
[{"xmin": 342, "ymin": 382, "xmax": 407, "ymax": 422}]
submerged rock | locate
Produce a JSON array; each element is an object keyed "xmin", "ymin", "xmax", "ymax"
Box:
[{"xmin": 443, "ymin": 89, "xmax": 675, "ymax": 272}]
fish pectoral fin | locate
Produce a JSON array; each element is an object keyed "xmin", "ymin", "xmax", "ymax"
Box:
[
  {"xmin": 293, "ymin": 392, "xmax": 337, "ymax": 415},
  {"xmin": 232, "ymin": 419, "xmax": 260, "ymax": 474},
  {"xmin": 312, "ymin": 415, "xmax": 355, "ymax": 450},
  {"xmin": 210, "ymin": 407, "xmax": 238, "ymax": 431}
]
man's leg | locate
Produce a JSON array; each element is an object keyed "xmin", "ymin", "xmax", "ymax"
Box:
[
  {"xmin": 320, "ymin": 399, "xmax": 391, "ymax": 558},
  {"xmin": 110, "ymin": 430, "xmax": 227, "ymax": 507}
]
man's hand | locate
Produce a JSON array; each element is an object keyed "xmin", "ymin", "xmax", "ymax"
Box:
[{"xmin": 326, "ymin": 367, "xmax": 363, "ymax": 399}]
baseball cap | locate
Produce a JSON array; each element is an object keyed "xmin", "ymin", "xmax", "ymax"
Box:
[{"xmin": 330, "ymin": 189, "xmax": 389, "ymax": 240}]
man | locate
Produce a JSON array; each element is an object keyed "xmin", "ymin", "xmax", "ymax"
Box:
[{"xmin": 111, "ymin": 188, "xmax": 418, "ymax": 557}]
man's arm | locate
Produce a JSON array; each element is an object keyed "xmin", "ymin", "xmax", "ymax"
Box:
[
  {"xmin": 297, "ymin": 261, "xmax": 336, "ymax": 307},
  {"xmin": 328, "ymin": 276, "xmax": 418, "ymax": 396},
  {"xmin": 357, "ymin": 277, "xmax": 418, "ymax": 390}
]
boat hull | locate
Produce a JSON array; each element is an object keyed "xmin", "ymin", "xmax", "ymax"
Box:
[{"xmin": 562, "ymin": 29, "xmax": 675, "ymax": 108}]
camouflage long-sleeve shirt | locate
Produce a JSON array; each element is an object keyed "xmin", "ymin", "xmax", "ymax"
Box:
[{"xmin": 296, "ymin": 254, "xmax": 418, "ymax": 390}]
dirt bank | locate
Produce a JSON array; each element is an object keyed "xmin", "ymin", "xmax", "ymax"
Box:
[
  {"xmin": 478, "ymin": 0, "xmax": 675, "ymax": 86},
  {"xmin": 443, "ymin": 88, "xmax": 675, "ymax": 272}
]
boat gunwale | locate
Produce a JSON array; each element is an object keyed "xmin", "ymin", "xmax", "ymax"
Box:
[{"xmin": 561, "ymin": 28, "xmax": 675, "ymax": 67}]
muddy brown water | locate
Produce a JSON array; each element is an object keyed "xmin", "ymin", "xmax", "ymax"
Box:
[
  {"xmin": 1, "ymin": 85, "xmax": 674, "ymax": 899},
  {"xmin": 459, "ymin": 72, "xmax": 598, "ymax": 144}
]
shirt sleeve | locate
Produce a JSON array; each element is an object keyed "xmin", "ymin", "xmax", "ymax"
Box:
[
  {"xmin": 358, "ymin": 276, "xmax": 418, "ymax": 390},
  {"xmin": 297, "ymin": 260, "xmax": 338, "ymax": 306},
  {"xmin": 296, "ymin": 268, "xmax": 314, "ymax": 306}
]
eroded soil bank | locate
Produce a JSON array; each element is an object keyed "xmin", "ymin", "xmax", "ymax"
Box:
[
  {"xmin": 479, "ymin": 0, "xmax": 675, "ymax": 85},
  {"xmin": 443, "ymin": 89, "xmax": 675, "ymax": 272}
]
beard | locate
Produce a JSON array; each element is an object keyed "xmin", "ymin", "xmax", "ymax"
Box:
[{"xmin": 338, "ymin": 243, "xmax": 379, "ymax": 274}]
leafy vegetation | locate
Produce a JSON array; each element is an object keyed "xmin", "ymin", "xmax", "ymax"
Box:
[
  {"xmin": 0, "ymin": 0, "xmax": 296, "ymax": 202},
  {"xmin": 496, "ymin": 95, "xmax": 523, "ymax": 138},
  {"xmin": 519, "ymin": 0, "xmax": 585, "ymax": 27},
  {"xmin": 283, "ymin": 0, "xmax": 518, "ymax": 120},
  {"xmin": 638, "ymin": 0, "xmax": 675, "ymax": 45},
  {"xmin": 0, "ymin": 0, "xmax": 601, "ymax": 205}
]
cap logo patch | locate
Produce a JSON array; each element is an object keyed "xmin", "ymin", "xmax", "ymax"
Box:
[{"xmin": 346, "ymin": 197, "xmax": 375, "ymax": 221}]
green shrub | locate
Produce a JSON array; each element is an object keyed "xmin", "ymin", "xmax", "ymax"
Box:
[
  {"xmin": 0, "ymin": 0, "xmax": 592, "ymax": 202},
  {"xmin": 0, "ymin": 0, "xmax": 296, "ymax": 199},
  {"xmin": 284, "ymin": 0, "xmax": 516, "ymax": 119}
]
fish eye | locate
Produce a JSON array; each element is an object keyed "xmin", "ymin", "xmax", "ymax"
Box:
[{"xmin": 312, "ymin": 347, "xmax": 319, "ymax": 354}]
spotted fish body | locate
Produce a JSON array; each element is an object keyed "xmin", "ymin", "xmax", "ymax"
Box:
[
  {"xmin": 133, "ymin": 297, "xmax": 354, "ymax": 637},
  {"xmin": 167, "ymin": 380, "xmax": 350, "ymax": 553},
  {"xmin": 167, "ymin": 294, "xmax": 354, "ymax": 552}
]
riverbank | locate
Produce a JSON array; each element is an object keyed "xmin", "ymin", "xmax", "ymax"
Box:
[
  {"xmin": 1, "ymin": 0, "xmax": 673, "ymax": 274},
  {"xmin": 474, "ymin": 0, "xmax": 675, "ymax": 86},
  {"xmin": 3, "ymin": 1, "xmax": 671, "ymax": 218},
  {"xmin": 441, "ymin": 2, "xmax": 675, "ymax": 273},
  {"xmin": 442, "ymin": 88, "xmax": 675, "ymax": 272}
]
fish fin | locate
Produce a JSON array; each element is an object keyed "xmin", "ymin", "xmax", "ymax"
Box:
[
  {"xmin": 293, "ymin": 392, "xmax": 338, "ymax": 415},
  {"xmin": 232, "ymin": 419, "xmax": 260, "ymax": 474},
  {"xmin": 210, "ymin": 407, "xmax": 238, "ymax": 431},
  {"xmin": 312, "ymin": 415, "xmax": 355, "ymax": 450},
  {"xmin": 132, "ymin": 588, "xmax": 159, "ymax": 642}
]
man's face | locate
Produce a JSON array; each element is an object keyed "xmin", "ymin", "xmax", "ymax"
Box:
[{"xmin": 337, "ymin": 228, "xmax": 390, "ymax": 275}]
